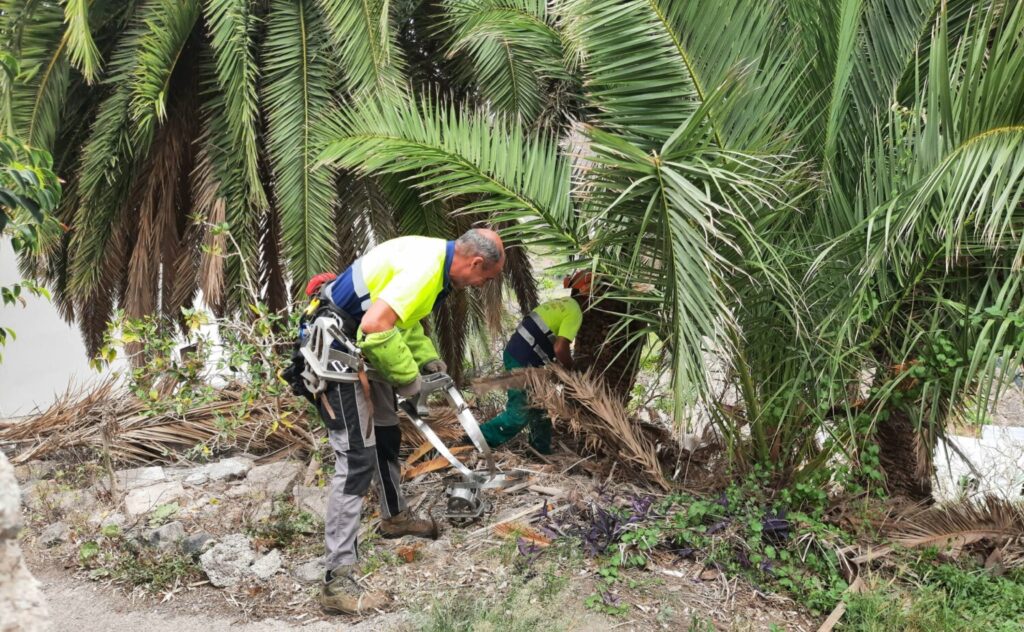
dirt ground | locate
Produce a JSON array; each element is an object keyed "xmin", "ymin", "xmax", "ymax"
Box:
[{"xmin": 17, "ymin": 443, "xmax": 820, "ymax": 631}]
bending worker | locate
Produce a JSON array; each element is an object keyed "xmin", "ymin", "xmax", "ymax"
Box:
[
  {"xmin": 308, "ymin": 229, "xmax": 505, "ymax": 615},
  {"xmin": 477, "ymin": 271, "xmax": 591, "ymax": 454}
]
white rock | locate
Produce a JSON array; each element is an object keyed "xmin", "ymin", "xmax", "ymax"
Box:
[
  {"xmin": 205, "ymin": 457, "xmax": 252, "ymax": 482},
  {"xmin": 183, "ymin": 471, "xmax": 209, "ymax": 486},
  {"xmin": 199, "ymin": 534, "xmax": 256, "ymax": 588},
  {"xmin": 293, "ymin": 486, "xmax": 328, "ymax": 521},
  {"xmin": 1, "ymin": 452, "xmax": 48, "ymax": 629},
  {"xmin": 291, "ymin": 558, "xmax": 324, "ymax": 584},
  {"xmin": 249, "ymin": 549, "xmax": 282, "ymax": 581},
  {"xmin": 124, "ymin": 481, "xmax": 186, "ymax": 516},
  {"xmin": 97, "ymin": 466, "xmax": 165, "ymax": 493},
  {"xmin": 245, "ymin": 461, "xmax": 303, "ymax": 497}
]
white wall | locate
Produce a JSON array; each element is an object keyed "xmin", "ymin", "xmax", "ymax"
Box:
[{"xmin": 0, "ymin": 239, "xmax": 113, "ymax": 417}]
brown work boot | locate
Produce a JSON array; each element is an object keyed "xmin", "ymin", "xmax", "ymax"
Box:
[
  {"xmin": 378, "ymin": 510, "xmax": 439, "ymax": 540},
  {"xmin": 320, "ymin": 565, "xmax": 389, "ymax": 615}
]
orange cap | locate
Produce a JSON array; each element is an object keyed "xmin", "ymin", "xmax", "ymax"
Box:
[{"xmin": 563, "ymin": 270, "xmax": 593, "ymax": 295}]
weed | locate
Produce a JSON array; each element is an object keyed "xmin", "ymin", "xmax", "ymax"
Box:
[
  {"xmin": 112, "ymin": 551, "xmax": 201, "ymax": 590},
  {"xmin": 841, "ymin": 565, "xmax": 1024, "ymax": 631},
  {"xmin": 78, "ymin": 529, "xmax": 200, "ymax": 592},
  {"xmin": 148, "ymin": 502, "xmax": 179, "ymax": 527},
  {"xmin": 357, "ymin": 532, "xmax": 400, "ymax": 575},
  {"xmin": 249, "ymin": 499, "xmax": 317, "ymax": 549},
  {"xmin": 418, "ymin": 569, "xmax": 572, "ymax": 632}
]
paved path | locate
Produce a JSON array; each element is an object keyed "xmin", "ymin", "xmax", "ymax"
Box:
[{"xmin": 33, "ymin": 567, "xmax": 405, "ymax": 632}]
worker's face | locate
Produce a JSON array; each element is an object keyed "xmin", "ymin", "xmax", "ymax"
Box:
[{"xmin": 454, "ymin": 255, "xmax": 504, "ymax": 289}]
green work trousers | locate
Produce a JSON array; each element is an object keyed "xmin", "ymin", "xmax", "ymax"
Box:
[{"xmin": 479, "ymin": 351, "xmax": 552, "ymax": 454}]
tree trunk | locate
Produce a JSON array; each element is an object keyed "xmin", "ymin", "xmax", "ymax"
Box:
[
  {"xmin": 573, "ymin": 294, "xmax": 644, "ymax": 402},
  {"xmin": 876, "ymin": 408, "xmax": 934, "ymax": 501}
]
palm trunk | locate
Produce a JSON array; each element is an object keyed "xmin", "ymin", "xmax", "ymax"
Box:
[
  {"xmin": 573, "ymin": 294, "xmax": 643, "ymax": 402},
  {"xmin": 876, "ymin": 408, "xmax": 934, "ymax": 501}
]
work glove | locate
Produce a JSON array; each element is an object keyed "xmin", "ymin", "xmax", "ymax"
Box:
[
  {"xmin": 401, "ymin": 321, "xmax": 441, "ymax": 368},
  {"xmin": 357, "ymin": 327, "xmax": 419, "ymax": 386},
  {"xmin": 422, "ymin": 358, "xmax": 447, "ymax": 375},
  {"xmin": 395, "ymin": 375, "xmax": 422, "ymax": 399}
]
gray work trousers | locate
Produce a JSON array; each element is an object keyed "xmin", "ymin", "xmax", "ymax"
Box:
[{"xmin": 320, "ymin": 379, "xmax": 406, "ymax": 570}]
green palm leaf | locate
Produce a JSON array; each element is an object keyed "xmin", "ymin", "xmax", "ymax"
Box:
[
  {"xmin": 440, "ymin": 0, "xmax": 564, "ymax": 121},
  {"xmin": 318, "ymin": 95, "xmax": 574, "ymax": 240},
  {"xmin": 263, "ymin": 0, "xmax": 338, "ymax": 290},
  {"xmin": 203, "ymin": 0, "xmax": 266, "ymax": 209},
  {"xmin": 64, "ymin": 0, "xmax": 103, "ymax": 83},
  {"xmin": 316, "ymin": 0, "xmax": 406, "ymax": 100},
  {"xmin": 1, "ymin": 0, "xmax": 70, "ymax": 149}
]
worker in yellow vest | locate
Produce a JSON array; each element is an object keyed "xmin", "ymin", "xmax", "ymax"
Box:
[{"xmin": 302, "ymin": 229, "xmax": 505, "ymax": 615}]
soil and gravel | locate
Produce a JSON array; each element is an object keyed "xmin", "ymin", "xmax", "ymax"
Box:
[{"xmin": 13, "ymin": 439, "xmax": 819, "ymax": 631}]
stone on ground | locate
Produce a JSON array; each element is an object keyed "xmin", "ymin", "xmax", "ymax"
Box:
[
  {"xmin": 141, "ymin": 521, "xmax": 186, "ymax": 551},
  {"xmin": 38, "ymin": 522, "xmax": 69, "ymax": 547},
  {"xmin": 199, "ymin": 534, "xmax": 256, "ymax": 588},
  {"xmin": 205, "ymin": 457, "xmax": 253, "ymax": 482},
  {"xmin": 245, "ymin": 461, "xmax": 303, "ymax": 497},
  {"xmin": 291, "ymin": 557, "xmax": 324, "ymax": 584},
  {"xmin": 96, "ymin": 466, "xmax": 166, "ymax": 493},
  {"xmin": 249, "ymin": 549, "xmax": 282, "ymax": 581},
  {"xmin": 292, "ymin": 486, "xmax": 328, "ymax": 521},
  {"xmin": 1, "ymin": 451, "xmax": 48, "ymax": 630},
  {"xmin": 124, "ymin": 481, "xmax": 186, "ymax": 516}
]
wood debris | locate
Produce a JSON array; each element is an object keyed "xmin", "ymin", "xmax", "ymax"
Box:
[
  {"xmin": 401, "ymin": 446, "xmax": 475, "ymax": 480},
  {"xmin": 493, "ymin": 522, "xmax": 552, "ymax": 547}
]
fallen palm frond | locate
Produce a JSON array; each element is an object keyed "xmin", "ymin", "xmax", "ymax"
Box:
[
  {"xmin": 478, "ymin": 366, "xmax": 671, "ymax": 490},
  {"xmin": 0, "ymin": 379, "xmax": 463, "ymax": 466},
  {"xmin": 891, "ymin": 496, "xmax": 1024, "ymax": 568},
  {"xmin": 0, "ymin": 379, "xmax": 319, "ymax": 465}
]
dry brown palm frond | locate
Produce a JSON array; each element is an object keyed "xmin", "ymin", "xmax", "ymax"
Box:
[
  {"xmin": 892, "ymin": 496, "xmax": 1024, "ymax": 567},
  {"xmin": 486, "ymin": 365, "xmax": 669, "ymax": 489},
  {"xmin": 1, "ymin": 378, "xmax": 466, "ymax": 468}
]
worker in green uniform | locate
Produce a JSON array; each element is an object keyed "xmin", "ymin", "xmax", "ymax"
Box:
[{"xmin": 478, "ymin": 271, "xmax": 591, "ymax": 454}]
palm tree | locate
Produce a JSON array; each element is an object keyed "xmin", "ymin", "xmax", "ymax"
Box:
[
  {"xmin": 4, "ymin": 0, "xmax": 1024, "ymax": 496},
  {"xmin": 317, "ymin": 0, "xmax": 1024, "ymax": 496}
]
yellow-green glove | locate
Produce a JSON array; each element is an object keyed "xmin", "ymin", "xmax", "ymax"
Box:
[
  {"xmin": 401, "ymin": 321, "xmax": 441, "ymax": 370},
  {"xmin": 357, "ymin": 327, "xmax": 419, "ymax": 386}
]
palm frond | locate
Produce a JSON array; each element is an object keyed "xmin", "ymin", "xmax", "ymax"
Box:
[
  {"xmin": 439, "ymin": 0, "xmax": 563, "ymax": 121},
  {"xmin": 560, "ymin": 0, "xmax": 698, "ymax": 143},
  {"xmin": 893, "ymin": 496, "xmax": 1024, "ymax": 567},
  {"xmin": 318, "ymin": 95, "xmax": 574, "ymax": 240},
  {"xmin": 1, "ymin": 0, "xmax": 70, "ymax": 149},
  {"xmin": 316, "ymin": 0, "xmax": 407, "ymax": 100},
  {"xmin": 64, "ymin": 0, "xmax": 103, "ymax": 83},
  {"xmin": 263, "ymin": 0, "xmax": 338, "ymax": 291},
  {"xmin": 203, "ymin": 0, "xmax": 266, "ymax": 209}
]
